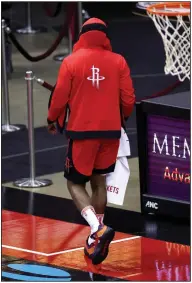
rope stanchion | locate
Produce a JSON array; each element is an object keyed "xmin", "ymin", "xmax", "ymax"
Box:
[
  {"xmin": 16, "ymin": 2, "xmax": 47, "ymax": 34},
  {"xmin": 14, "ymin": 71, "xmax": 52, "ymax": 188},
  {"xmin": 1, "ymin": 19, "xmax": 26, "ymax": 134},
  {"xmin": 77, "ymin": 2, "xmax": 83, "ymax": 32},
  {"xmin": 6, "ymin": 2, "xmax": 76, "ymax": 62}
]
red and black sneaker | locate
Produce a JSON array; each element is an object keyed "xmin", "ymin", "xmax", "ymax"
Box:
[{"xmin": 84, "ymin": 225, "xmax": 115, "ymax": 265}]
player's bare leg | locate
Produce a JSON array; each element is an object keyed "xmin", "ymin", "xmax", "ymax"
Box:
[
  {"xmin": 67, "ymin": 180, "xmax": 91, "ymax": 211},
  {"xmin": 67, "ymin": 179, "xmax": 114, "ymax": 265},
  {"xmin": 90, "ymin": 174, "xmax": 107, "ymax": 225}
]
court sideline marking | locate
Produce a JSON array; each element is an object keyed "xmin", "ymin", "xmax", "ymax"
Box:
[{"xmin": 2, "ymin": 235, "xmax": 141, "ymax": 257}]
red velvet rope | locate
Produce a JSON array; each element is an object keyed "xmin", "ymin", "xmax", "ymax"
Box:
[{"xmin": 7, "ymin": 2, "xmax": 76, "ymax": 62}]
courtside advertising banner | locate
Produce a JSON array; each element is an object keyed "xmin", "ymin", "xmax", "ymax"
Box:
[{"xmin": 147, "ymin": 115, "xmax": 190, "ymax": 202}]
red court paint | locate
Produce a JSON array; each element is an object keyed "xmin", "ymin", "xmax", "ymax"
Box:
[
  {"xmin": 2, "ymin": 210, "xmax": 190, "ymax": 281},
  {"xmin": 2, "ymin": 211, "xmax": 127, "ymax": 253}
]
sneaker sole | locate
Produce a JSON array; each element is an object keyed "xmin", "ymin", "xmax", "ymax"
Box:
[
  {"xmin": 92, "ymin": 227, "xmax": 115, "ymax": 265},
  {"xmin": 84, "ymin": 247, "xmax": 91, "ymax": 258}
]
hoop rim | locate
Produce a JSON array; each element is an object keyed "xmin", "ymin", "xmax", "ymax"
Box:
[{"xmin": 147, "ymin": 2, "xmax": 190, "ymax": 16}]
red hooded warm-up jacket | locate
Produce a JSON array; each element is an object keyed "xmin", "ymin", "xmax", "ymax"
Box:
[{"xmin": 48, "ymin": 18, "xmax": 135, "ymax": 140}]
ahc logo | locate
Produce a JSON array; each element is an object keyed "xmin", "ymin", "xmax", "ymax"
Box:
[
  {"xmin": 145, "ymin": 201, "xmax": 158, "ymax": 210},
  {"xmin": 87, "ymin": 65, "xmax": 105, "ymax": 89}
]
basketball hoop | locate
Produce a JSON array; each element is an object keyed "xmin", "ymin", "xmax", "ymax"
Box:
[{"xmin": 147, "ymin": 2, "xmax": 190, "ymax": 81}]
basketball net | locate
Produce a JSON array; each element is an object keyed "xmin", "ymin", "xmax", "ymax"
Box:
[{"xmin": 147, "ymin": 3, "xmax": 190, "ymax": 82}]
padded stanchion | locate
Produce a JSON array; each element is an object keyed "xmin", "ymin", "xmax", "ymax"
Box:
[{"xmin": 14, "ymin": 71, "xmax": 52, "ymax": 188}]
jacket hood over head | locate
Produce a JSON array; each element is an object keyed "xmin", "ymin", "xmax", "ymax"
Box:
[{"xmin": 73, "ymin": 17, "xmax": 112, "ymax": 52}]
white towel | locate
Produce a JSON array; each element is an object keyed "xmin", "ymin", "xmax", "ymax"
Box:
[{"xmin": 106, "ymin": 128, "xmax": 131, "ymax": 205}]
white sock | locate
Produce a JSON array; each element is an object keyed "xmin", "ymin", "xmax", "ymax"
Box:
[
  {"xmin": 96, "ymin": 214, "xmax": 104, "ymax": 225},
  {"xmin": 81, "ymin": 206, "xmax": 100, "ymax": 235}
]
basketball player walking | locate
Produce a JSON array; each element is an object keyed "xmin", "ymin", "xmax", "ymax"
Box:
[{"xmin": 47, "ymin": 18, "xmax": 135, "ymax": 265}]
